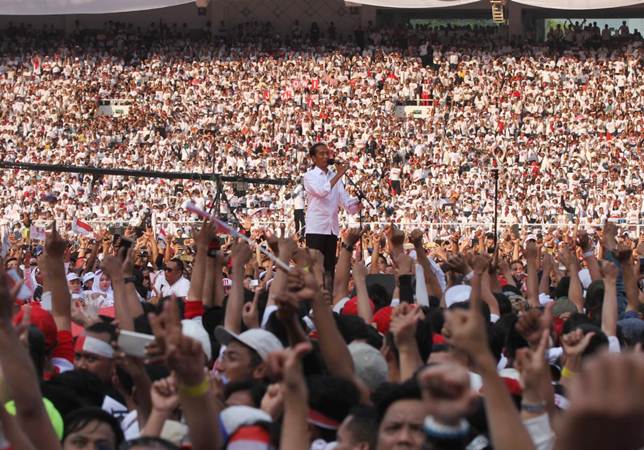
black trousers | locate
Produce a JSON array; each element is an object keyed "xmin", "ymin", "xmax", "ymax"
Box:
[
  {"xmin": 294, "ymin": 209, "xmax": 305, "ymax": 236},
  {"xmin": 306, "ymin": 233, "xmax": 338, "ymax": 276}
]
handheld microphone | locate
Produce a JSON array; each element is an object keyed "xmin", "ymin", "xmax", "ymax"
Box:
[{"xmin": 327, "ymin": 158, "xmax": 336, "ymax": 165}]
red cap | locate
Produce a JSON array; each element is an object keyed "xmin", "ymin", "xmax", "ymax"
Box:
[
  {"xmin": 13, "ymin": 303, "xmax": 57, "ymax": 350},
  {"xmin": 373, "ymin": 306, "xmax": 393, "ymax": 334},
  {"xmin": 341, "ymin": 296, "xmax": 375, "ymax": 317}
]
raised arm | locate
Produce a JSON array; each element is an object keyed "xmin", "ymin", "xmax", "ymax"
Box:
[
  {"xmin": 525, "ymin": 241, "xmax": 540, "ymax": 308},
  {"xmin": 149, "ymin": 299, "xmax": 221, "ymax": 450},
  {"xmin": 267, "ymin": 235, "xmax": 298, "ymax": 309},
  {"xmin": 444, "ymin": 256, "xmax": 536, "ymax": 450},
  {"xmin": 577, "ymin": 230, "xmax": 602, "ymax": 282},
  {"xmin": 333, "ymin": 228, "xmax": 361, "ymax": 303},
  {"xmin": 187, "ymin": 222, "xmax": 214, "ymax": 304},
  {"xmin": 224, "ymin": 241, "xmax": 252, "ymax": 334},
  {"xmin": 614, "ymin": 246, "xmax": 639, "ymax": 315},
  {"xmin": 0, "ymin": 267, "xmax": 61, "ymax": 450},
  {"xmin": 370, "ymin": 232, "xmax": 383, "ymax": 275},
  {"xmin": 538, "ymin": 253, "xmax": 553, "ymax": 296},
  {"xmin": 498, "ymin": 258, "xmax": 517, "ymax": 288},
  {"xmin": 352, "ymin": 260, "xmax": 373, "ymax": 325},
  {"xmin": 84, "ymin": 232, "xmax": 103, "ymax": 273},
  {"xmin": 303, "ymin": 164, "xmax": 349, "ymax": 198},
  {"xmin": 558, "ymin": 247, "xmax": 583, "ymax": 312},
  {"xmin": 289, "ymin": 267, "xmax": 355, "ymax": 381},
  {"xmin": 409, "ymin": 229, "xmax": 443, "ymax": 299},
  {"xmin": 102, "ymin": 254, "xmax": 135, "ymax": 332},
  {"xmin": 600, "ymin": 261, "xmax": 618, "ymax": 337},
  {"xmin": 480, "ymin": 270, "xmax": 501, "ymax": 317},
  {"xmin": 389, "ymin": 304, "xmax": 424, "ymax": 381},
  {"xmin": 274, "ymin": 343, "xmax": 313, "ymax": 450},
  {"xmin": 41, "ymin": 223, "xmax": 71, "ymax": 331}
]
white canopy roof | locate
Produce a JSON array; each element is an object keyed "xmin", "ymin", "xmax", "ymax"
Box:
[
  {"xmin": 0, "ymin": 0, "xmax": 193, "ymax": 15},
  {"xmin": 0, "ymin": 0, "xmax": 641, "ymax": 15},
  {"xmin": 348, "ymin": 0, "xmax": 644, "ymax": 8}
]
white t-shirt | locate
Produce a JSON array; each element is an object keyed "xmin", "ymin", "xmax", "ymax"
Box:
[{"xmin": 154, "ymin": 274, "xmax": 191, "ymax": 298}]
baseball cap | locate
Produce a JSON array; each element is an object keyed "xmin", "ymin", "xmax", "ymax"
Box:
[
  {"xmin": 66, "ymin": 273, "xmax": 80, "ymax": 282},
  {"xmin": 214, "ymin": 326, "xmax": 284, "ymax": 361},
  {"xmin": 372, "ymin": 306, "xmax": 393, "ymax": 334},
  {"xmin": 341, "ymin": 296, "xmax": 375, "ymax": 316},
  {"xmin": 82, "ymin": 272, "xmax": 95, "ymax": 284},
  {"xmin": 552, "ymin": 297, "xmax": 578, "ymax": 317},
  {"xmin": 444, "ymin": 284, "xmax": 472, "ymax": 307},
  {"xmin": 348, "ymin": 342, "xmax": 388, "ymax": 391},
  {"xmin": 13, "ymin": 303, "xmax": 57, "ymax": 350}
]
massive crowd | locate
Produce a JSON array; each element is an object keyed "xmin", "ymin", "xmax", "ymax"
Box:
[
  {"xmin": 0, "ymin": 18, "xmax": 642, "ymax": 450},
  {"xmin": 0, "ymin": 21, "xmax": 642, "ymax": 241}
]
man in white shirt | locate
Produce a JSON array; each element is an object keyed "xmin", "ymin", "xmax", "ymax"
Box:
[
  {"xmin": 153, "ymin": 258, "xmax": 190, "ymax": 298},
  {"xmin": 303, "ymin": 143, "xmax": 360, "ymax": 275},
  {"xmin": 293, "ymin": 180, "xmax": 306, "ymax": 237}
]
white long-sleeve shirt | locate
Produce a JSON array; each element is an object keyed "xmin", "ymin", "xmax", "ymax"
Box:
[
  {"xmin": 303, "ymin": 166, "xmax": 359, "ymax": 236},
  {"xmin": 293, "ymin": 184, "xmax": 306, "ymax": 210}
]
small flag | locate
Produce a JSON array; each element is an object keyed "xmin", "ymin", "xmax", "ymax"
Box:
[
  {"xmin": 29, "ymin": 224, "xmax": 47, "ymax": 241},
  {"xmin": 72, "ymin": 218, "xmax": 94, "ymax": 237}
]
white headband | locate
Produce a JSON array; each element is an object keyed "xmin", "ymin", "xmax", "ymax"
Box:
[{"xmin": 75, "ymin": 335, "xmax": 114, "ymax": 359}]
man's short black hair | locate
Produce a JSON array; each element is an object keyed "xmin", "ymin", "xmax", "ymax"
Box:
[
  {"xmin": 86, "ymin": 321, "xmax": 118, "ymax": 343},
  {"xmin": 372, "ymin": 378, "xmax": 421, "ymax": 423},
  {"xmin": 120, "ymin": 437, "xmax": 180, "ymax": 450},
  {"xmin": 4, "ymin": 257, "xmax": 17, "ymax": 267},
  {"xmin": 309, "ymin": 142, "xmax": 326, "ymax": 158},
  {"xmin": 224, "ymin": 380, "xmax": 267, "ymax": 407},
  {"xmin": 307, "ymin": 375, "xmax": 359, "ymax": 441},
  {"xmin": 344, "ymin": 406, "xmax": 378, "ymax": 450},
  {"xmin": 169, "ymin": 257, "xmax": 184, "ymax": 274},
  {"xmin": 63, "ymin": 407, "xmax": 124, "ymax": 447}
]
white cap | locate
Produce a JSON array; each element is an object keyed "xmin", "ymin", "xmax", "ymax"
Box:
[
  {"xmin": 66, "ymin": 273, "xmax": 80, "ymax": 282},
  {"xmin": 181, "ymin": 319, "xmax": 212, "ymax": 360},
  {"xmin": 82, "ymin": 272, "xmax": 95, "ymax": 284},
  {"xmin": 215, "ymin": 326, "xmax": 284, "ymax": 361},
  {"xmin": 348, "ymin": 342, "xmax": 388, "ymax": 392},
  {"xmin": 524, "ymin": 234, "xmax": 538, "ymax": 246},
  {"xmin": 444, "ymin": 284, "xmax": 472, "ymax": 307}
]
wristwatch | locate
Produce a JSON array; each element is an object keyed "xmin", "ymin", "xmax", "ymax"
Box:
[
  {"xmin": 521, "ymin": 402, "xmax": 546, "ymax": 413},
  {"xmin": 341, "ymin": 242, "xmax": 354, "ymax": 252},
  {"xmin": 123, "ymin": 276, "xmax": 136, "ymax": 284}
]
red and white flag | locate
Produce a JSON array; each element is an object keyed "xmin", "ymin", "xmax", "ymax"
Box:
[{"xmin": 72, "ymin": 218, "xmax": 94, "ymax": 237}]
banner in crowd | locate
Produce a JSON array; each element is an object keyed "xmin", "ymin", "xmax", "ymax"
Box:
[
  {"xmin": 0, "ymin": 0, "xmax": 193, "ymax": 15},
  {"xmin": 29, "ymin": 225, "xmax": 46, "ymax": 242},
  {"xmin": 346, "ymin": 0, "xmax": 644, "ymax": 8}
]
